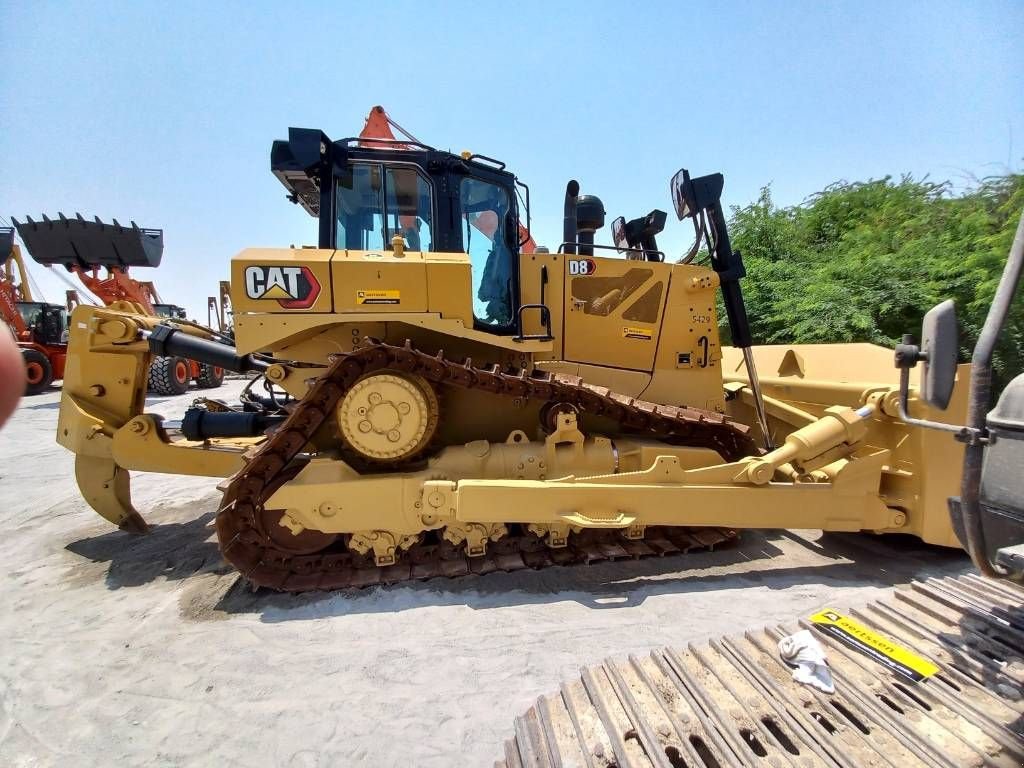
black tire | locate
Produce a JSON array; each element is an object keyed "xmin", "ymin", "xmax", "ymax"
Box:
[
  {"xmin": 147, "ymin": 355, "xmax": 190, "ymax": 395},
  {"xmin": 22, "ymin": 348, "xmax": 53, "ymax": 396},
  {"xmin": 194, "ymin": 362, "xmax": 225, "ymax": 389}
]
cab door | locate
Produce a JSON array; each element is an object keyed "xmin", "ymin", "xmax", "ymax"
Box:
[{"xmin": 562, "ymin": 255, "xmax": 670, "ymax": 371}]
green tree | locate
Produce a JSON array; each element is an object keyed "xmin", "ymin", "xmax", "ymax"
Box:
[{"xmin": 724, "ymin": 173, "xmax": 1024, "ymax": 389}]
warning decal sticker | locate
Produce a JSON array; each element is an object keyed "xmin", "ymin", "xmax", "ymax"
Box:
[
  {"xmin": 811, "ymin": 609, "xmax": 939, "ymax": 682},
  {"xmin": 357, "ymin": 289, "xmax": 401, "ymax": 306},
  {"xmin": 622, "ymin": 326, "xmax": 653, "ymax": 341}
]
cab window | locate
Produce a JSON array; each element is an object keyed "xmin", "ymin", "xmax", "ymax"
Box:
[
  {"xmin": 17, "ymin": 303, "xmax": 42, "ymax": 328},
  {"xmin": 461, "ymin": 177, "xmax": 513, "ymax": 327},
  {"xmin": 336, "ymin": 164, "xmax": 385, "ymax": 251},
  {"xmin": 385, "ymin": 167, "xmax": 432, "ymax": 251},
  {"xmin": 336, "ymin": 164, "xmax": 434, "ymax": 252}
]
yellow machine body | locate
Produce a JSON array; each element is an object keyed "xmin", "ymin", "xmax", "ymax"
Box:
[
  {"xmin": 56, "ymin": 243, "xmax": 966, "ymax": 554},
  {"xmin": 49, "ymin": 131, "xmax": 972, "ymax": 587},
  {"xmin": 230, "ymin": 246, "xmax": 728, "ymax": 410}
]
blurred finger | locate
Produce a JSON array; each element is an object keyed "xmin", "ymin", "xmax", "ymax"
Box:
[{"xmin": 0, "ymin": 331, "xmax": 25, "ymax": 430}]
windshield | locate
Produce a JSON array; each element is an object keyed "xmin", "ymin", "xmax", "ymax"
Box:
[
  {"xmin": 17, "ymin": 302, "xmax": 43, "ymax": 327},
  {"xmin": 17, "ymin": 302, "xmax": 67, "ymax": 344},
  {"xmin": 336, "ymin": 163, "xmax": 433, "ymax": 251},
  {"xmin": 461, "ymin": 177, "xmax": 512, "ymax": 327},
  {"xmin": 154, "ymin": 304, "xmax": 186, "ymax": 319}
]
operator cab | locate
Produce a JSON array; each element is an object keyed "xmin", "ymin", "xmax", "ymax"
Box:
[
  {"xmin": 271, "ymin": 129, "xmax": 526, "ymax": 333},
  {"xmin": 17, "ymin": 302, "xmax": 68, "ymax": 346},
  {"xmin": 153, "ymin": 304, "xmax": 187, "ymax": 320}
]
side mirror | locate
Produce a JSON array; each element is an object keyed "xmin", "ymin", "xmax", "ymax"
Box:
[
  {"xmin": 669, "ymin": 168, "xmax": 693, "ymax": 220},
  {"xmin": 919, "ymin": 299, "xmax": 959, "ymax": 410},
  {"xmin": 611, "ymin": 216, "xmax": 628, "ymax": 253},
  {"xmin": 669, "ymin": 168, "xmax": 725, "ymax": 222}
]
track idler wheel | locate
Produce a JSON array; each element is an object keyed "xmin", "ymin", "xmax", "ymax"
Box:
[
  {"xmin": 337, "ymin": 372, "xmax": 439, "ymax": 461},
  {"xmin": 259, "ymin": 507, "xmax": 338, "ymax": 555}
]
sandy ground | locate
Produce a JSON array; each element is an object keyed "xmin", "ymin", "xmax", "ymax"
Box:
[{"xmin": 0, "ymin": 381, "xmax": 973, "ymax": 767}]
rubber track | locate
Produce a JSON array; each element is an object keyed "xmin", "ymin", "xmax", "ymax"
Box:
[
  {"xmin": 216, "ymin": 340, "xmax": 757, "ymax": 592},
  {"xmin": 500, "ymin": 573, "xmax": 1024, "ymax": 768}
]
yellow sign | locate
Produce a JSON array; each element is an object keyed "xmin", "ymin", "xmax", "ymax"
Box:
[
  {"xmin": 811, "ymin": 609, "xmax": 939, "ymax": 681},
  {"xmin": 622, "ymin": 326, "xmax": 653, "ymax": 341},
  {"xmin": 357, "ymin": 289, "xmax": 401, "ymax": 306}
]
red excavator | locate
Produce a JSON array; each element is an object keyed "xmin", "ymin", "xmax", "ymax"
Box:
[
  {"xmin": 1, "ymin": 226, "xmax": 69, "ymax": 395},
  {"xmin": 13, "ymin": 214, "xmax": 225, "ymax": 395}
]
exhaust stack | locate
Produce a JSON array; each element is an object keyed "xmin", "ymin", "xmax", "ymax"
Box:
[{"xmin": 562, "ymin": 181, "xmax": 580, "ymax": 255}]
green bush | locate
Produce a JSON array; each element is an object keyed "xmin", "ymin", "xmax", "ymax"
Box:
[{"xmin": 723, "ymin": 173, "xmax": 1024, "ymax": 390}]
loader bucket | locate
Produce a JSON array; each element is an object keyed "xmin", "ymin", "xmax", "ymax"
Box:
[
  {"xmin": 0, "ymin": 226, "xmax": 13, "ymax": 256},
  {"xmin": 13, "ymin": 214, "xmax": 163, "ymax": 270}
]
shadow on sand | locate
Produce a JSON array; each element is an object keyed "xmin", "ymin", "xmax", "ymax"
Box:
[
  {"xmin": 21, "ymin": 398, "xmax": 62, "ymax": 410},
  {"xmin": 64, "ymin": 507, "xmax": 971, "ymax": 622},
  {"xmin": 228, "ymin": 531, "xmax": 970, "ymax": 623},
  {"xmin": 65, "ymin": 511, "xmax": 230, "ymax": 589}
]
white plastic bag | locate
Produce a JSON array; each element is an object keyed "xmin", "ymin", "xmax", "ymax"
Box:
[{"xmin": 778, "ymin": 629, "xmax": 835, "ymax": 694}]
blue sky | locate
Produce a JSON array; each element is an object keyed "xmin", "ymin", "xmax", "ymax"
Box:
[{"xmin": 2, "ymin": 1, "xmax": 1021, "ymax": 320}]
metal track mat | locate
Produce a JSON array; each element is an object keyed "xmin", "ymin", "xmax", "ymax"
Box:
[{"xmin": 499, "ymin": 573, "xmax": 1024, "ymax": 768}]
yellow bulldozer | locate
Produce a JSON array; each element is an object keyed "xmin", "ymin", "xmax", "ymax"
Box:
[{"xmin": 50, "ymin": 125, "xmax": 1024, "ymax": 591}]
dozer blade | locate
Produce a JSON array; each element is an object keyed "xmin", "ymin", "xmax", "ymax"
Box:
[
  {"xmin": 75, "ymin": 455, "xmax": 149, "ymax": 534},
  {"xmin": 13, "ymin": 213, "xmax": 163, "ymax": 270},
  {"xmin": 500, "ymin": 573, "xmax": 1024, "ymax": 768}
]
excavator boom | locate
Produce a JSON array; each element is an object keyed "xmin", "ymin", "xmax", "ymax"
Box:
[
  {"xmin": 2, "ymin": 227, "xmax": 70, "ymax": 393},
  {"xmin": 1, "ymin": 244, "xmax": 29, "ymax": 336},
  {"xmin": 2, "ymin": 231, "xmax": 34, "ymax": 336}
]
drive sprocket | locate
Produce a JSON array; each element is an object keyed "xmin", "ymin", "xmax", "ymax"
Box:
[{"xmin": 337, "ymin": 371, "xmax": 439, "ymax": 462}]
